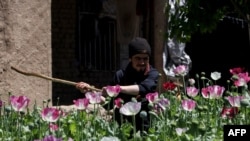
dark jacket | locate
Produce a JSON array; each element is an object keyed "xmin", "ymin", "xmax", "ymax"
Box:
[
  {"xmin": 111, "ymin": 62, "xmax": 159, "ymax": 103},
  {"xmin": 108, "ymin": 62, "xmax": 159, "ymax": 132}
]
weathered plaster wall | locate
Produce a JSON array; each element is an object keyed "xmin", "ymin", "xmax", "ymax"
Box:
[{"xmin": 0, "ymin": 0, "xmax": 52, "ymax": 108}]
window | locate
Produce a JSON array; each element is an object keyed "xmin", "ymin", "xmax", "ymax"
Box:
[{"xmin": 76, "ymin": 0, "xmax": 119, "ymax": 72}]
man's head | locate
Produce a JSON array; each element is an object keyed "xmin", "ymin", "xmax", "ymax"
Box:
[
  {"xmin": 129, "ymin": 37, "xmax": 151, "ymax": 58},
  {"xmin": 128, "ymin": 37, "xmax": 151, "ymax": 72}
]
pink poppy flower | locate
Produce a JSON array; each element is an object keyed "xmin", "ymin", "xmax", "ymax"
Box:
[
  {"xmin": 220, "ymin": 106, "xmax": 239, "ymax": 119},
  {"xmin": 202, "ymin": 85, "xmax": 225, "ymax": 99},
  {"xmin": 154, "ymin": 97, "xmax": 170, "ymax": 112},
  {"xmin": 229, "ymin": 67, "xmax": 245, "ymax": 75},
  {"xmin": 114, "ymin": 98, "xmax": 123, "ymax": 109},
  {"xmin": 186, "ymin": 86, "xmax": 199, "ymax": 97},
  {"xmin": 10, "ymin": 95, "xmax": 30, "ymax": 112},
  {"xmin": 173, "ymin": 65, "xmax": 187, "ymax": 76},
  {"xmin": 181, "ymin": 99, "xmax": 196, "ymax": 111},
  {"xmin": 73, "ymin": 98, "xmax": 89, "ymax": 110},
  {"xmin": 85, "ymin": 91, "xmax": 102, "ymax": 104},
  {"xmin": 49, "ymin": 123, "xmax": 59, "ymax": 131},
  {"xmin": 201, "ymin": 87, "xmax": 209, "ymax": 98},
  {"xmin": 146, "ymin": 92, "xmax": 159, "ymax": 103},
  {"xmin": 157, "ymin": 98, "xmax": 170, "ymax": 111},
  {"xmin": 226, "ymin": 96, "xmax": 244, "ymax": 107},
  {"xmin": 41, "ymin": 107, "xmax": 61, "ymax": 122},
  {"xmin": 208, "ymin": 85, "xmax": 225, "ymax": 99},
  {"xmin": 233, "ymin": 72, "xmax": 250, "ymax": 87},
  {"xmin": 105, "ymin": 85, "xmax": 121, "ymax": 97}
]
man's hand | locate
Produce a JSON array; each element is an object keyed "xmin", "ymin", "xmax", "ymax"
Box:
[
  {"xmin": 101, "ymin": 87, "xmax": 108, "ymax": 97},
  {"xmin": 76, "ymin": 82, "xmax": 91, "ymax": 93}
]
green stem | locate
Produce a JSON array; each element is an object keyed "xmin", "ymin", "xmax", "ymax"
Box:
[
  {"xmin": 76, "ymin": 110, "xmax": 80, "ymax": 141},
  {"xmin": 17, "ymin": 113, "xmax": 21, "ymax": 139},
  {"xmin": 163, "ymin": 110, "xmax": 167, "ymax": 139},
  {"xmin": 245, "ymin": 107, "xmax": 247, "ymax": 124},
  {"xmin": 48, "ymin": 122, "xmax": 51, "ymax": 135},
  {"xmin": 112, "ymin": 98, "xmax": 115, "ymax": 121},
  {"xmin": 132, "ymin": 115, "xmax": 136, "ymax": 140},
  {"xmin": 182, "ymin": 76, "xmax": 187, "ymax": 96},
  {"xmin": 93, "ymin": 104, "xmax": 96, "ymax": 137},
  {"xmin": 196, "ymin": 75, "xmax": 200, "ymax": 90}
]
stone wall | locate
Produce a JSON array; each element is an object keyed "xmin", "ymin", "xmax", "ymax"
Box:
[{"xmin": 0, "ymin": 0, "xmax": 52, "ymax": 108}]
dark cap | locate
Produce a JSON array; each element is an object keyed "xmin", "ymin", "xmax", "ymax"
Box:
[{"xmin": 128, "ymin": 37, "xmax": 151, "ymax": 58}]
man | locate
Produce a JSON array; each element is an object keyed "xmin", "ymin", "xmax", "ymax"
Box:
[{"xmin": 76, "ymin": 37, "xmax": 159, "ymax": 132}]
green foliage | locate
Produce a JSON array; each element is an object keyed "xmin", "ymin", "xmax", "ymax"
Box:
[{"xmin": 165, "ymin": 0, "xmax": 250, "ymax": 42}]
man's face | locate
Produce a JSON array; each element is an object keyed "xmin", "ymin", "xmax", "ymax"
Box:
[{"xmin": 130, "ymin": 54, "xmax": 149, "ymax": 72}]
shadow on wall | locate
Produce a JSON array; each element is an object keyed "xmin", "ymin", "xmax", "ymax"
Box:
[
  {"xmin": 51, "ymin": 0, "xmax": 80, "ymax": 106},
  {"xmin": 186, "ymin": 17, "xmax": 250, "ymax": 86}
]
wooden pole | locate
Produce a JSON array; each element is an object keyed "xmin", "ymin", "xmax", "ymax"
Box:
[{"xmin": 10, "ymin": 66, "xmax": 102, "ymax": 92}]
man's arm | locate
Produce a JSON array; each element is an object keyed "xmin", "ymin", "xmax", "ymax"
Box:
[{"xmin": 120, "ymin": 85, "xmax": 140, "ymax": 96}]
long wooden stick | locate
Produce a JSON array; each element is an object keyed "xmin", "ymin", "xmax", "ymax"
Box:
[{"xmin": 10, "ymin": 66, "xmax": 102, "ymax": 92}]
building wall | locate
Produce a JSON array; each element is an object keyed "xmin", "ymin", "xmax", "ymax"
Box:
[
  {"xmin": 0, "ymin": 0, "xmax": 167, "ymax": 107},
  {"xmin": 0, "ymin": 0, "xmax": 52, "ymax": 108}
]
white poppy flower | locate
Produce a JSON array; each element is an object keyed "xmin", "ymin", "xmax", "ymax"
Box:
[{"xmin": 211, "ymin": 71, "xmax": 221, "ymax": 81}]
